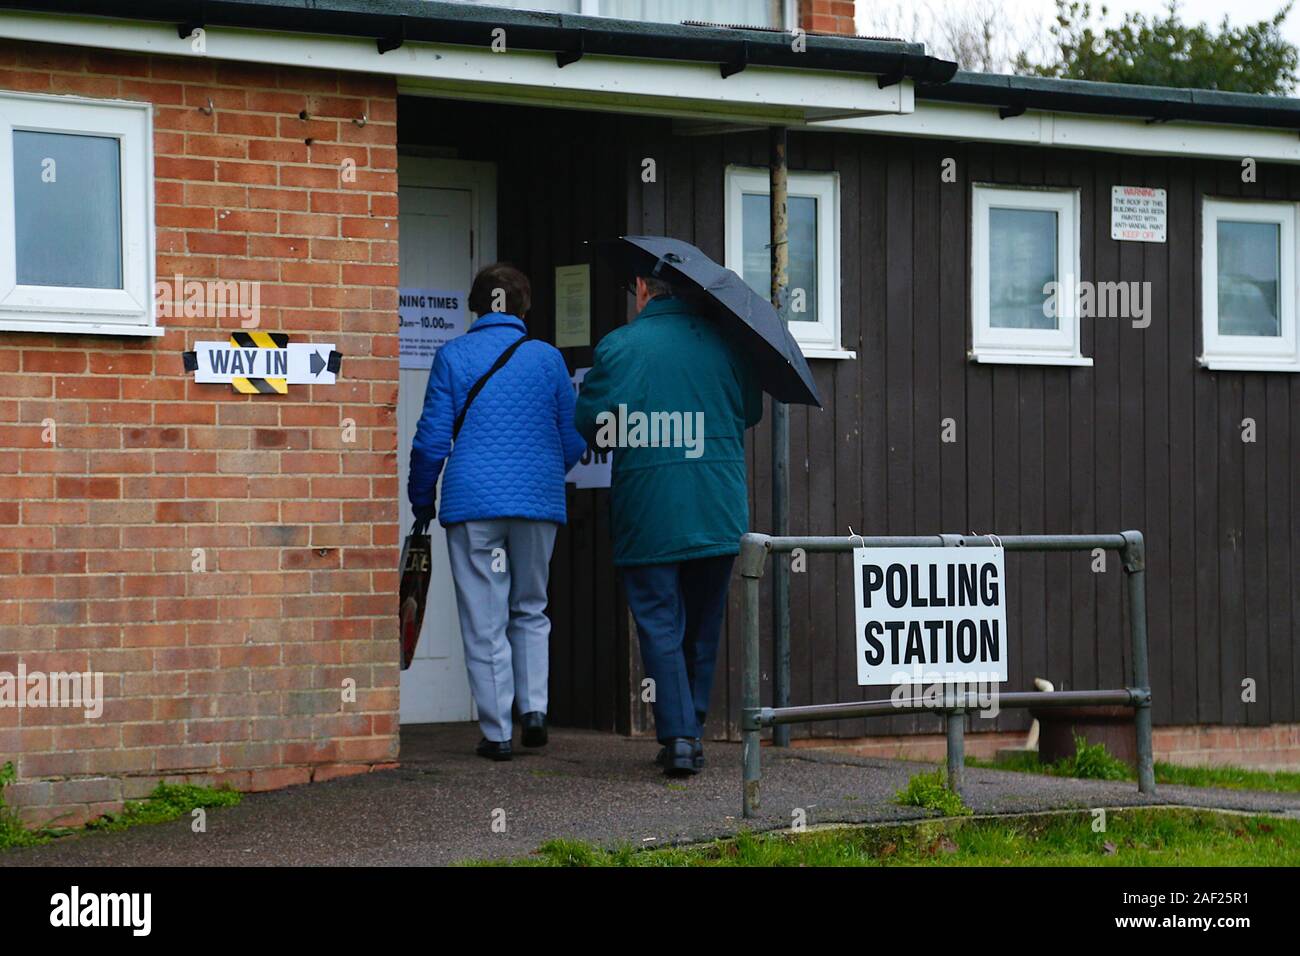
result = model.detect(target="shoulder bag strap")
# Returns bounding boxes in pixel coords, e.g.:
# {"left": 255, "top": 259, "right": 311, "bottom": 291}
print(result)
{"left": 452, "top": 334, "right": 528, "bottom": 441}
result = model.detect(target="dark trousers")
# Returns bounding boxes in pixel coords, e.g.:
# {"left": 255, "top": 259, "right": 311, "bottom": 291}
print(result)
{"left": 621, "top": 554, "right": 735, "bottom": 743}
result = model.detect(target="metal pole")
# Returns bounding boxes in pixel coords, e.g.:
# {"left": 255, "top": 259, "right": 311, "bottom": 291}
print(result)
{"left": 759, "top": 688, "right": 1143, "bottom": 724}
{"left": 940, "top": 536, "right": 963, "bottom": 796}
{"left": 769, "top": 126, "right": 791, "bottom": 748}
{"left": 1123, "top": 531, "right": 1156, "bottom": 794}
{"left": 742, "top": 570, "right": 762, "bottom": 819}
{"left": 946, "top": 709, "right": 965, "bottom": 798}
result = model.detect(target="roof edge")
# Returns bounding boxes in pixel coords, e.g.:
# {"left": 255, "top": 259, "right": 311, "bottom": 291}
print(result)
{"left": 0, "top": 0, "right": 958, "bottom": 84}
{"left": 922, "top": 70, "right": 1300, "bottom": 130}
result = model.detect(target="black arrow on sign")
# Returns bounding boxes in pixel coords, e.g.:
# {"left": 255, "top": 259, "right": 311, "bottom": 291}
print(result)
{"left": 310, "top": 350, "right": 327, "bottom": 376}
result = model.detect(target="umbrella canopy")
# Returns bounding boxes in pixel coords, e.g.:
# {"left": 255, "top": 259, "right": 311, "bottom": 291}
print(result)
{"left": 593, "top": 235, "right": 822, "bottom": 408}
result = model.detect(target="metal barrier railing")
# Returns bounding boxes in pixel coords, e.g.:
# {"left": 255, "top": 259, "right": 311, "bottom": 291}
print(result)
{"left": 739, "top": 530, "right": 1155, "bottom": 818}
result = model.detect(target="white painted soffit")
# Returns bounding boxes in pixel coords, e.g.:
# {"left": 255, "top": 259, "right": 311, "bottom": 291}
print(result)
{"left": 809, "top": 99, "right": 1300, "bottom": 165}
{"left": 0, "top": 10, "right": 914, "bottom": 125}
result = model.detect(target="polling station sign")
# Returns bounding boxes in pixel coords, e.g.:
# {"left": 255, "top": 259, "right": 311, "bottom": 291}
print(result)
{"left": 853, "top": 547, "right": 1008, "bottom": 686}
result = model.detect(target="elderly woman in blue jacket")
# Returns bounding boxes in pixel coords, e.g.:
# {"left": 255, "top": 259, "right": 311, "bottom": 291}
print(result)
{"left": 409, "top": 263, "right": 586, "bottom": 761}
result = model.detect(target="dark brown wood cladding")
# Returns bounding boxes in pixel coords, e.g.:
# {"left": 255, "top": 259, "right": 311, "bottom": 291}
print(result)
{"left": 400, "top": 97, "right": 1299, "bottom": 741}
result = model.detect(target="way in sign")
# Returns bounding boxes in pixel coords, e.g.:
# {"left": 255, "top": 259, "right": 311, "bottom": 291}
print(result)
{"left": 206, "top": 348, "right": 287, "bottom": 377}
{"left": 192, "top": 341, "right": 338, "bottom": 386}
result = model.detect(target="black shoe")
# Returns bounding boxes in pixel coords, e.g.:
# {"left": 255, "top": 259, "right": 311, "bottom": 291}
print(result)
{"left": 476, "top": 738, "right": 512, "bottom": 761}
{"left": 693, "top": 738, "right": 704, "bottom": 770}
{"left": 654, "top": 738, "right": 699, "bottom": 777}
{"left": 521, "top": 712, "right": 548, "bottom": 748}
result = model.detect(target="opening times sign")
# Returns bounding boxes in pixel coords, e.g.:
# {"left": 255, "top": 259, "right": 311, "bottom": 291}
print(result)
{"left": 399, "top": 288, "right": 467, "bottom": 369}
{"left": 852, "top": 547, "right": 1008, "bottom": 686}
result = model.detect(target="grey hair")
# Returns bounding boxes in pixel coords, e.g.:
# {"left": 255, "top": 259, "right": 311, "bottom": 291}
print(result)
{"left": 641, "top": 274, "right": 678, "bottom": 298}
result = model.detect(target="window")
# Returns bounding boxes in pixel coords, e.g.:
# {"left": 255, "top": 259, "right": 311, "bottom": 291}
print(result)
{"left": 1200, "top": 199, "right": 1300, "bottom": 372}
{"left": 725, "top": 166, "right": 848, "bottom": 359}
{"left": 970, "top": 184, "right": 1088, "bottom": 366}
{"left": 447, "top": 1, "right": 789, "bottom": 28}
{"left": 0, "top": 91, "right": 155, "bottom": 336}
{"left": 593, "top": 0, "right": 786, "bottom": 27}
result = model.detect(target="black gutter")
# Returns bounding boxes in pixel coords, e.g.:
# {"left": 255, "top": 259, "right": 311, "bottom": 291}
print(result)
{"left": 0, "top": 0, "right": 959, "bottom": 84}
{"left": 10, "top": 1, "right": 1299, "bottom": 128}
{"left": 920, "top": 71, "right": 1300, "bottom": 131}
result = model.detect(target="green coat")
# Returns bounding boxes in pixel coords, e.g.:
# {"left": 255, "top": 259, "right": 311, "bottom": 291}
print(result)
{"left": 575, "top": 296, "right": 763, "bottom": 567}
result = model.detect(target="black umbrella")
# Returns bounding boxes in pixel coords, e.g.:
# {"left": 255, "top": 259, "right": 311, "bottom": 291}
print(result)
{"left": 593, "top": 235, "right": 822, "bottom": 408}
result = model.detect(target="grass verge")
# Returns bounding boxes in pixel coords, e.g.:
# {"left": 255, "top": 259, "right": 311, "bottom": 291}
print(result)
{"left": 0, "top": 763, "right": 242, "bottom": 851}
{"left": 487, "top": 807, "right": 1300, "bottom": 867}
{"left": 967, "top": 739, "right": 1300, "bottom": 793}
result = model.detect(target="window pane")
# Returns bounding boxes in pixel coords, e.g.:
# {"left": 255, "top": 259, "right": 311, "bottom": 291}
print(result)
{"left": 14, "top": 130, "right": 122, "bottom": 289}
{"left": 441, "top": 1, "right": 582, "bottom": 11}
{"left": 741, "top": 192, "right": 818, "bottom": 323}
{"left": 988, "top": 207, "right": 1057, "bottom": 330}
{"left": 440, "top": 0, "right": 784, "bottom": 24}
{"left": 599, "top": 0, "right": 781, "bottom": 27}
{"left": 1216, "top": 220, "right": 1281, "bottom": 337}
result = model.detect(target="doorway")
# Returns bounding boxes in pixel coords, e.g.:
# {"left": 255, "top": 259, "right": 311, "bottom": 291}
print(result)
{"left": 397, "top": 154, "right": 497, "bottom": 724}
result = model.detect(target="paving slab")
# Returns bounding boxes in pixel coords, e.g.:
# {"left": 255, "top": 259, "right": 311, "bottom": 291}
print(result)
{"left": 4, "top": 724, "right": 1299, "bottom": 866}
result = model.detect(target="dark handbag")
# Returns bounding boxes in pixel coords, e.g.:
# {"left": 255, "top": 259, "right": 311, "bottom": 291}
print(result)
{"left": 398, "top": 521, "right": 432, "bottom": 670}
{"left": 453, "top": 332, "right": 529, "bottom": 440}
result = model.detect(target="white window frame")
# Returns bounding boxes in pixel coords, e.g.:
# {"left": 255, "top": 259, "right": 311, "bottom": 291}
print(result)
{"left": 1200, "top": 198, "right": 1300, "bottom": 373}
{"left": 0, "top": 90, "right": 157, "bottom": 337}
{"left": 970, "top": 184, "right": 1090, "bottom": 367}
{"left": 724, "top": 165, "right": 850, "bottom": 360}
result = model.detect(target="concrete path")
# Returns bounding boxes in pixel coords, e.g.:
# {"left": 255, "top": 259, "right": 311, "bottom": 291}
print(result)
{"left": 5, "top": 724, "right": 1300, "bottom": 866}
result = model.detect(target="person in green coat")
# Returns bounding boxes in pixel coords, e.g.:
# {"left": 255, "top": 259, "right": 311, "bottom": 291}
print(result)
{"left": 575, "top": 273, "right": 763, "bottom": 776}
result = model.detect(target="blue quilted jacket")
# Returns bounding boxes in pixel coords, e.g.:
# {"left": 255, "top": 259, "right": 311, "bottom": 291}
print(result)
{"left": 408, "top": 313, "right": 586, "bottom": 526}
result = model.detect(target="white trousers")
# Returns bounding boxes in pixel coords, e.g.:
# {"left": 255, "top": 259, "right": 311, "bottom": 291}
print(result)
{"left": 445, "top": 519, "right": 558, "bottom": 743}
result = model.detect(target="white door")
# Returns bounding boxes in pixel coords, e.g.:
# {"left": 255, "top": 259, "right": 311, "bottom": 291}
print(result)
{"left": 398, "top": 156, "right": 497, "bottom": 724}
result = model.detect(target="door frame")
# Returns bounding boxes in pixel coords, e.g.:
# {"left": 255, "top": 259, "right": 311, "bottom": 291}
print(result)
{"left": 395, "top": 153, "right": 498, "bottom": 725}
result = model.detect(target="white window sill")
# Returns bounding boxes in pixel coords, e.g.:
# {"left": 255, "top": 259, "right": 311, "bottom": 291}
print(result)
{"left": 1198, "top": 355, "right": 1300, "bottom": 373}
{"left": 969, "top": 350, "right": 1093, "bottom": 367}
{"left": 798, "top": 346, "right": 856, "bottom": 361}
{"left": 0, "top": 317, "right": 162, "bottom": 337}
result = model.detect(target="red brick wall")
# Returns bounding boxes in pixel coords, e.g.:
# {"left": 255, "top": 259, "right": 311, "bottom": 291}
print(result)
{"left": 800, "top": 0, "right": 857, "bottom": 35}
{"left": 0, "top": 41, "right": 401, "bottom": 826}
{"left": 796, "top": 724, "right": 1300, "bottom": 771}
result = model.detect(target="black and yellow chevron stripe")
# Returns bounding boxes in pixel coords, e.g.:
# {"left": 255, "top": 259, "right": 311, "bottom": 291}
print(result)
{"left": 229, "top": 331, "right": 289, "bottom": 394}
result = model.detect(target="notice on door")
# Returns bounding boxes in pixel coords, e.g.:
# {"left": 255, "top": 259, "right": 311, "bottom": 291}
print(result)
{"left": 852, "top": 547, "right": 1008, "bottom": 686}
{"left": 1111, "top": 186, "right": 1166, "bottom": 243}
{"left": 399, "top": 288, "right": 468, "bottom": 369}
{"left": 566, "top": 367, "right": 611, "bottom": 488}
{"left": 554, "top": 264, "right": 591, "bottom": 349}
